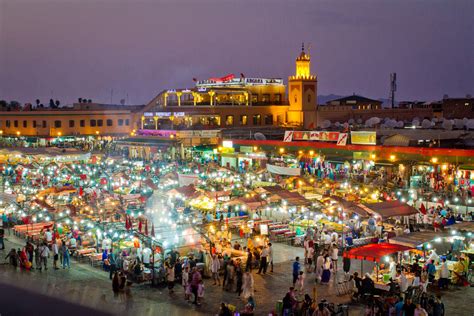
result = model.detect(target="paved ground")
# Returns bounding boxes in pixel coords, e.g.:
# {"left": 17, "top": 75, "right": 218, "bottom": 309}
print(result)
{"left": 0, "top": 234, "right": 473, "bottom": 316}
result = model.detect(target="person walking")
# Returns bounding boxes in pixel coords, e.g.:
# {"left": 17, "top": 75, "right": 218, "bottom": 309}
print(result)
{"left": 112, "top": 272, "right": 120, "bottom": 297}
{"left": 296, "top": 271, "right": 305, "bottom": 292}
{"left": 268, "top": 243, "right": 274, "bottom": 273}
{"left": 52, "top": 240, "right": 59, "bottom": 270}
{"left": 34, "top": 243, "right": 41, "bottom": 270}
{"left": 235, "top": 261, "right": 243, "bottom": 296}
{"left": 182, "top": 266, "right": 191, "bottom": 301}
{"left": 321, "top": 255, "right": 331, "bottom": 284}
{"left": 331, "top": 243, "right": 338, "bottom": 273}
{"left": 292, "top": 257, "right": 301, "bottom": 287}
{"left": 225, "top": 259, "right": 235, "bottom": 291}
{"left": 245, "top": 248, "right": 253, "bottom": 272}
{"left": 108, "top": 251, "right": 117, "bottom": 280}
{"left": 190, "top": 267, "right": 202, "bottom": 305}
{"left": 0, "top": 228, "right": 5, "bottom": 250}
{"left": 257, "top": 245, "right": 269, "bottom": 274}
{"left": 62, "top": 242, "right": 70, "bottom": 269}
{"left": 242, "top": 271, "right": 254, "bottom": 299}
{"left": 5, "top": 248, "right": 18, "bottom": 267}
{"left": 25, "top": 241, "right": 34, "bottom": 263}
{"left": 211, "top": 254, "right": 221, "bottom": 285}
{"left": 165, "top": 261, "right": 175, "bottom": 294}
{"left": 39, "top": 242, "right": 50, "bottom": 271}
{"left": 315, "top": 253, "right": 325, "bottom": 283}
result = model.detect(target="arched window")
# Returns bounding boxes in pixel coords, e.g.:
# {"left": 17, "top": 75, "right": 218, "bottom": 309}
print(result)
{"left": 307, "top": 94, "right": 311, "bottom": 103}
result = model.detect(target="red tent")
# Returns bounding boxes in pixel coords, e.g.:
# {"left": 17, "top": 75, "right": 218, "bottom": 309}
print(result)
{"left": 343, "top": 243, "right": 412, "bottom": 262}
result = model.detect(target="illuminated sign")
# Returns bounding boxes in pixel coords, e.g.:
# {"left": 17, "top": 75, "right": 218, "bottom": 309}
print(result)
{"left": 351, "top": 131, "right": 377, "bottom": 145}
{"left": 196, "top": 77, "right": 283, "bottom": 88}
{"left": 222, "top": 140, "right": 233, "bottom": 148}
{"left": 154, "top": 112, "right": 185, "bottom": 117}
{"left": 143, "top": 112, "right": 154, "bottom": 117}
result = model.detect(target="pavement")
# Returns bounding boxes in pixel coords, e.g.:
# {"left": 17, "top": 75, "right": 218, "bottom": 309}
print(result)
{"left": 0, "top": 233, "right": 473, "bottom": 316}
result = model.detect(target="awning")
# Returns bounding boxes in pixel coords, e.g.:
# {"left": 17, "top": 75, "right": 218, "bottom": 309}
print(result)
{"left": 330, "top": 196, "right": 370, "bottom": 217}
{"left": 362, "top": 201, "right": 418, "bottom": 219}
{"left": 343, "top": 243, "right": 413, "bottom": 262}
{"left": 389, "top": 231, "right": 449, "bottom": 248}
{"left": 450, "top": 222, "right": 474, "bottom": 233}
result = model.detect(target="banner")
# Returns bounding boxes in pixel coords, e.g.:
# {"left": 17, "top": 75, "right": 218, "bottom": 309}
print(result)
{"left": 351, "top": 131, "right": 377, "bottom": 145}
{"left": 283, "top": 131, "right": 294, "bottom": 142}
{"left": 266, "top": 164, "right": 301, "bottom": 176}
{"left": 336, "top": 133, "right": 348, "bottom": 146}
{"left": 291, "top": 131, "right": 340, "bottom": 142}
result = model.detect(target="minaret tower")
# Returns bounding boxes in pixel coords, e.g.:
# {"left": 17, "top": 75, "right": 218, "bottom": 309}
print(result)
{"left": 287, "top": 43, "right": 318, "bottom": 128}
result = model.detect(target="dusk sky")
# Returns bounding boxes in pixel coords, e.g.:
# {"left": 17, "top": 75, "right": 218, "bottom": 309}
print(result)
{"left": 0, "top": 0, "right": 473, "bottom": 106}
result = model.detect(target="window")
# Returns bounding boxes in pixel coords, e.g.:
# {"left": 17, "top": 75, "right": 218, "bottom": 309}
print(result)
{"left": 90, "top": 119, "right": 96, "bottom": 127}
{"left": 97, "top": 119, "right": 103, "bottom": 127}
{"left": 33, "top": 121, "right": 37, "bottom": 128}
{"left": 307, "top": 94, "right": 311, "bottom": 103}
{"left": 225, "top": 115, "right": 234, "bottom": 126}
{"left": 264, "top": 115, "right": 273, "bottom": 125}
{"left": 42, "top": 121, "right": 47, "bottom": 128}
{"left": 23, "top": 121, "right": 27, "bottom": 128}
{"left": 262, "top": 94, "right": 270, "bottom": 103}
{"left": 118, "top": 119, "right": 124, "bottom": 126}
{"left": 80, "top": 120, "right": 85, "bottom": 127}
{"left": 6, "top": 120, "right": 10, "bottom": 128}
{"left": 251, "top": 95, "right": 258, "bottom": 104}
{"left": 240, "top": 115, "right": 248, "bottom": 125}
{"left": 69, "top": 120, "right": 75, "bottom": 128}
{"left": 253, "top": 114, "right": 261, "bottom": 125}
{"left": 274, "top": 94, "right": 282, "bottom": 103}
{"left": 54, "top": 120, "right": 62, "bottom": 128}
{"left": 14, "top": 120, "right": 18, "bottom": 128}
{"left": 106, "top": 119, "right": 113, "bottom": 126}
{"left": 125, "top": 119, "right": 130, "bottom": 126}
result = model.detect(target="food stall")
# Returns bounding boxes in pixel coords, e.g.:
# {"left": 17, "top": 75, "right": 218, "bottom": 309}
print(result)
{"left": 343, "top": 243, "right": 413, "bottom": 291}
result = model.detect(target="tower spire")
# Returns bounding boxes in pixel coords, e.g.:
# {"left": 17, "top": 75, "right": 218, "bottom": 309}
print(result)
{"left": 302, "top": 42, "right": 305, "bottom": 52}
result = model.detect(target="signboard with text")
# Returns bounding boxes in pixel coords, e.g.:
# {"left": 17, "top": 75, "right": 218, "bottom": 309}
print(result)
{"left": 350, "top": 131, "right": 377, "bottom": 145}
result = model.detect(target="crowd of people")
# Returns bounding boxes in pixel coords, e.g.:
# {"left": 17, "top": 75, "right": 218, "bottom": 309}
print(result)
{"left": 2, "top": 228, "right": 77, "bottom": 271}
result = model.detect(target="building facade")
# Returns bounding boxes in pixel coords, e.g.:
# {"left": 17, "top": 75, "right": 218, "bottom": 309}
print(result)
{"left": 0, "top": 103, "right": 142, "bottom": 137}
{"left": 138, "top": 45, "right": 319, "bottom": 130}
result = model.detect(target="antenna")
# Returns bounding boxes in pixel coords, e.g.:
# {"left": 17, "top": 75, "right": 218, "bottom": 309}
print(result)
{"left": 389, "top": 73, "right": 397, "bottom": 108}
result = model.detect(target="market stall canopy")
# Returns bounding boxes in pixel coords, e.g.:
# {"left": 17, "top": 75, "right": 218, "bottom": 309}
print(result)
{"left": 362, "top": 201, "right": 418, "bottom": 219}
{"left": 167, "top": 184, "right": 197, "bottom": 198}
{"left": 389, "top": 230, "right": 450, "bottom": 248}
{"left": 224, "top": 196, "right": 266, "bottom": 211}
{"left": 330, "top": 196, "right": 370, "bottom": 217}
{"left": 450, "top": 221, "right": 474, "bottom": 233}
{"left": 266, "top": 164, "right": 301, "bottom": 176}
{"left": 343, "top": 243, "right": 413, "bottom": 262}
{"left": 0, "top": 192, "right": 18, "bottom": 205}
{"left": 144, "top": 179, "right": 158, "bottom": 190}
{"left": 261, "top": 185, "right": 311, "bottom": 207}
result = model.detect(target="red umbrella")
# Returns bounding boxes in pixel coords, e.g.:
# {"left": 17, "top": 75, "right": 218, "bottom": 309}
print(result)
{"left": 151, "top": 223, "right": 155, "bottom": 237}
{"left": 144, "top": 219, "right": 149, "bottom": 236}
{"left": 138, "top": 219, "right": 142, "bottom": 233}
